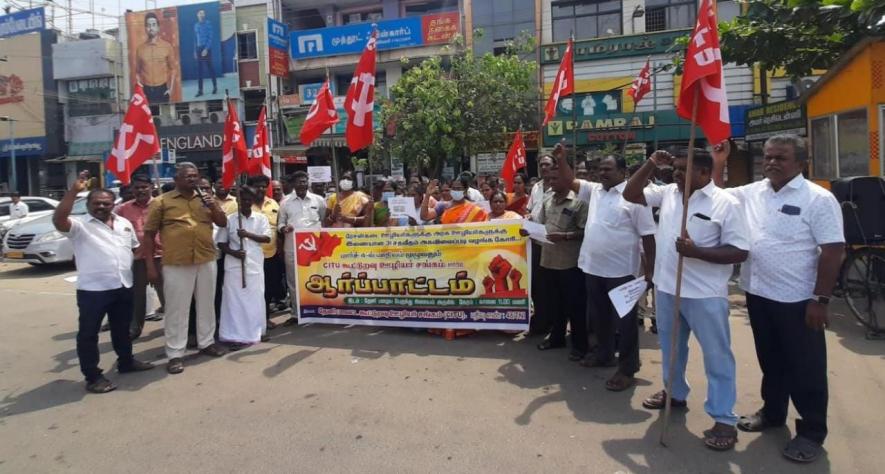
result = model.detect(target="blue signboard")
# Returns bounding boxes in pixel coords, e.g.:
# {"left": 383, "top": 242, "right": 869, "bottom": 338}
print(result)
{"left": 291, "top": 17, "right": 422, "bottom": 59}
{"left": 299, "top": 82, "right": 337, "bottom": 103}
{"left": 0, "top": 7, "right": 45, "bottom": 39}
{"left": 0, "top": 136, "right": 47, "bottom": 157}
{"left": 267, "top": 18, "right": 288, "bottom": 50}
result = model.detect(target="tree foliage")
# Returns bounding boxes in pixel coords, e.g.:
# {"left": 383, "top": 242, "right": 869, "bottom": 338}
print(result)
{"left": 377, "top": 34, "right": 538, "bottom": 176}
{"left": 719, "top": 0, "right": 885, "bottom": 79}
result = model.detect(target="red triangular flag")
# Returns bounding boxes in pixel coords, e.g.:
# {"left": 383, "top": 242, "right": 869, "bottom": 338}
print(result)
{"left": 248, "top": 106, "right": 273, "bottom": 197}
{"left": 300, "top": 80, "right": 339, "bottom": 146}
{"left": 296, "top": 232, "right": 343, "bottom": 267}
{"left": 543, "top": 38, "right": 574, "bottom": 127}
{"left": 628, "top": 59, "right": 652, "bottom": 104}
{"left": 106, "top": 84, "right": 160, "bottom": 185}
{"left": 222, "top": 98, "right": 248, "bottom": 189}
{"left": 344, "top": 30, "right": 377, "bottom": 152}
{"left": 677, "top": 0, "right": 730, "bottom": 145}
{"left": 501, "top": 130, "right": 527, "bottom": 193}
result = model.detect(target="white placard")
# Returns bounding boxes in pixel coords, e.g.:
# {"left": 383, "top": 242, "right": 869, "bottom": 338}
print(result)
{"left": 608, "top": 279, "right": 648, "bottom": 318}
{"left": 475, "top": 200, "right": 491, "bottom": 213}
{"left": 307, "top": 166, "right": 332, "bottom": 183}
{"left": 388, "top": 196, "right": 418, "bottom": 220}
{"left": 521, "top": 219, "right": 552, "bottom": 244}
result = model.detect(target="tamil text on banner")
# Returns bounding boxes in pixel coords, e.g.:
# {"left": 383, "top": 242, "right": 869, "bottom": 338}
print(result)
{"left": 293, "top": 221, "right": 530, "bottom": 330}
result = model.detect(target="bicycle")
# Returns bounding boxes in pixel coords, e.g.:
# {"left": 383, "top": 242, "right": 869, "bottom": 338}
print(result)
{"left": 839, "top": 243, "right": 885, "bottom": 338}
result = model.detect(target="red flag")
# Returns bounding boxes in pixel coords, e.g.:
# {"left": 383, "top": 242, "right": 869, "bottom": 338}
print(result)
{"left": 677, "top": 0, "right": 731, "bottom": 144}
{"left": 296, "top": 232, "right": 343, "bottom": 267}
{"left": 344, "top": 30, "right": 377, "bottom": 152}
{"left": 500, "top": 130, "right": 527, "bottom": 193}
{"left": 628, "top": 59, "right": 652, "bottom": 104}
{"left": 248, "top": 106, "right": 273, "bottom": 197}
{"left": 106, "top": 84, "right": 160, "bottom": 185}
{"left": 222, "top": 98, "right": 248, "bottom": 189}
{"left": 299, "top": 80, "right": 339, "bottom": 146}
{"left": 543, "top": 38, "right": 574, "bottom": 127}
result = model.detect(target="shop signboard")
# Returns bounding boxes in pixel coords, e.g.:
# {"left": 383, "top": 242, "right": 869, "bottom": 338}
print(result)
{"left": 745, "top": 100, "right": 806, "bottom": 141}
{"left": 0, "top": 7, "right": 44, "bottom": 38}
{"left": 541, "top": 29, "right": 689, "bottom": 64}
{"left": 267, "top": 18, "right": 289, "bottom": 77}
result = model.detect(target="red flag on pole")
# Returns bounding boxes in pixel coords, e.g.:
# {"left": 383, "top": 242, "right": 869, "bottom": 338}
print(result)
{"left": 222, "top": 98, "right": 248, "bottom": 189}
{"left": 106, "top": 83, "right": 160, "bottom": 185}
{"left": 677, "top": 0, "right": 730, "bottom": 144}
{"left": 299, "top": 80, "right": 339, "bottom": 146}
{"left": 543, "top": 38, "right": 574, "bottom": 127}
{"left": 248, "top": 106, "right": 273, "bottom": 197}
{"left": 500, "top": 130, "right": 527, "bottom": 193}
{"left": 627, "top": 59, "right": 652, "bottom": 104}
{"left": 344, "top": 30, "right": 378, "bottom": 152}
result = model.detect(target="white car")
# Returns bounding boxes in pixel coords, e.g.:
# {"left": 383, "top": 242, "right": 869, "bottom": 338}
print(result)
{"left": 0, "top": 196, "right": 59, "bottom": 242}
{"left": 2, "top": 198, "right": 83, "bottom": 265}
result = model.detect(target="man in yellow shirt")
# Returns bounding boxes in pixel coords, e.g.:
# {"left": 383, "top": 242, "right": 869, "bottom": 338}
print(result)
{"left": 135, "top": 12, "right": 177, "bottom": 104}
{"left": 214, "top": 179, "right": 238, "bottom": 215}
{"left": 247, "top": 176, "right": 284, "bottom": 330}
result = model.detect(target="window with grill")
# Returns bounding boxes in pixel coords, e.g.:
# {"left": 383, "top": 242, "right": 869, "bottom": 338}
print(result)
{"left": 645, "top": 0, "right": 696, "bottom": 32}
{"left": 552, "top": 0, "right": 622, "bottom": 43}
{"left": 237, "top": 31, "right": 258, "bottom": 60}
{"left": 403, "top": 0, "right": 458, "bottom": 16}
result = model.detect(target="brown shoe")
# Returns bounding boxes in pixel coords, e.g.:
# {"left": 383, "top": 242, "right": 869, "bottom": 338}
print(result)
{"left": 85, "top": 376, "right": 117, "bottom": 394}
{"left": 199, "top": 343, "right": 228, "bottom": 357}
{"left": 118, "top": 359, "right": 154, "bottom": 374}
{"left": 642, "top": 389, "right": 687, "bottom": 410}
{"left": 166, "top": 358, "right": 184, "bottom": 374}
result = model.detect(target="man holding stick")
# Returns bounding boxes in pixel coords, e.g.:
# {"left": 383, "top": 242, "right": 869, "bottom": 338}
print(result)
{"left": 623, "top": 148, "right": 749, "bottom": 451}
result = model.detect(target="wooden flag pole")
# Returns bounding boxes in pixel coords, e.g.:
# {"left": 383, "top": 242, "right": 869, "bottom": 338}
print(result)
{"left": 227, "top": 89, "right": 247, "bottom": 289}
{"left": 659, "top": 86, "right": 700, "bottom": 447}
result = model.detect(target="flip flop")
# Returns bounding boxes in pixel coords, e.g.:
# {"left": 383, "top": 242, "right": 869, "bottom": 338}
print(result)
{"left": 605, "top": 373, "right": 635, "bottom": 392}
{"left": 783, "top": 436, "right": 823, "bottom": 463}
{"left": 703, "top": 423, "right": 738, "bottom": 451}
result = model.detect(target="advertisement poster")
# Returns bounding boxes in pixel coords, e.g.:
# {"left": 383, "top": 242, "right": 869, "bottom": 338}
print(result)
{"left": 125, "top": 1, "right": 238, "bottom": 104}
{"left": 267, "top": 18, "right": 289, "bottom": 78}
{"left": 0, "top": 32, "right": 46, "bottom": 157}
{"left": 293, "top": 221, "right": 531, "bottom": 330}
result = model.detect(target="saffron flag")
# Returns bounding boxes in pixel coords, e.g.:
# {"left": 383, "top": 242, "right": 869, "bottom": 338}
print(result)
{"left": 222, "top": 98, "right": 248, "bottom": 189}
{"left": 677, "top": 0, "right": 731, "bottom": 144}
{"left": 628, "top": 59, "right": 652, "bottom": 104}
{"left": 299, "top": 80, "right": 339, "bottom": 146}
{"left": 344, "top": 30, "right": 378, "bottom": 152}
{"left": 106, "top": 84, "right": 160, "bottom": 185}
{"left": 543, "top": 38, "right": 574, "bottom": 127}
{"left": 501, "top": 130, "right": 527, "bottom": 193}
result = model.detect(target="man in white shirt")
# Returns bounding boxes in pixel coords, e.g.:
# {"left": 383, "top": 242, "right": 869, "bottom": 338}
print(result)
{"left": 279, "top": 171, "right": 326, "bottom": 325}
{"left": 9, "top": 192, "right": 28, "bottom": 218}
{"left": 53, "top": 171, "right": 154, "bottom": 394}
{"left": 526, "top": 155, "right": 555, "bottom": 335}
{"left": 718, "top": 135, "right": 844, "bottom": 463}
{"left": 624, "top": 148, "right": 749, "bottom": 452}
{"left": 554, "top": 146, "right": 656, "bottom": 391}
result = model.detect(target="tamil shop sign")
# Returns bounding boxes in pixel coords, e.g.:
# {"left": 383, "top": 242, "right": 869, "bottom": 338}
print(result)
{"left": 267, "top": 18, "right": 289, "bottom": 77}
{"left": 744, "top": 100, "right": 806, "bottom": 141}
{"left": 290, "top": 12, "right": 460, "bottom": 59}
{"left": 0, "top": 7, "right": 44, "bottom": 39}
{"left": 542, "top": 29, "right": 689, "bottom": 64}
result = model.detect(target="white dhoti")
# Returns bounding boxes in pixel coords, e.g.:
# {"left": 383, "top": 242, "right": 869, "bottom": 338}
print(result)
{"left": 219, "top": 269, "right": 266, "bottom": 344}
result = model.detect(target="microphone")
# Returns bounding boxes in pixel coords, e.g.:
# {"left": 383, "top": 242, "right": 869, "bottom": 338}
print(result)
{"left": 194, "top": 185, "right": 209, "bottom": 208}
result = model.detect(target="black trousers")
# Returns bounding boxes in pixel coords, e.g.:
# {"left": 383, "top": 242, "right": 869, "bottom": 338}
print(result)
{"left": 264, "top": 255, "right": 285, "bottom": 319}
{"left": 130, "top": 258, "right": 165, "bottom": 338}
{"left": 196, "top": 51, "right": 217, "bottom": 93}
{"left": 546, "top": 266, "right": 588, "bottom": 354}
{"left": 76, "top": 287, "right": 135, "bottom": 383}
{"left": 586, "top": 273, "right": 640, "bottom": 376}
{"left": 746, "top": 293, "right": 828, "bottom": 444}
{"left": 530, "top": 242, "right": 553, "bottom": 334}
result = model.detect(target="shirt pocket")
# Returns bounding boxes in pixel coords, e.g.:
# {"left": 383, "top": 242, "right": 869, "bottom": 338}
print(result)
{"left": 686, "top": 215, "right": 721, "bottom": 247}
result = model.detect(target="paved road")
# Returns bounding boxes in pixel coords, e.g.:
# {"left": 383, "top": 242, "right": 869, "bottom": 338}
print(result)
{"left": 0, "top": 261, "right": 883, "bottom": 473}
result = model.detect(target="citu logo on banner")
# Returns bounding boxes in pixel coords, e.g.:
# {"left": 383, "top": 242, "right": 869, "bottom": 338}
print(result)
{"left": 106, "top": 83, "right": 160, "bottom": 185}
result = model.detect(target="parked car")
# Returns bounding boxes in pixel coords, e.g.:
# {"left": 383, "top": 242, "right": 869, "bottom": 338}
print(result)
{"left": 0, "top": 196, "right": 59, "bottom": 242}
{"left": 2, "top": 198, "right": 85, "bottom": 265}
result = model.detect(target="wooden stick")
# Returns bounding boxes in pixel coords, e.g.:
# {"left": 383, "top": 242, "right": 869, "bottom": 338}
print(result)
{"left": 659, "top": 86, "right": 700, "bottom": 447}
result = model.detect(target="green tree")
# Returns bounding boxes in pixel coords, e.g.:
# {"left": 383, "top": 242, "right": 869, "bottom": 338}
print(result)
{"left": 378, "top": 33, "right": 538, "bottom": 176}
{"left": 719, "top": 0, "right": 885, "bottom": 81}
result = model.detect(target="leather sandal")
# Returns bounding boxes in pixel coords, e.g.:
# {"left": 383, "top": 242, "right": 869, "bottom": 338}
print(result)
{"left": 85, "top": 377, "right": 117, "bottom": 394}
{"left": 167, "top": 358, "right": 184, "bottom": 374}
{"left": 642, "top": 389, "right": 686, "bottom": 409}
{"left": 737, "top": 409, "right": 784, "bottom": 432}
{"left": 703, "top": 423, "right": 738, "bottom": 451}
{"left": 605, "top": 373, "right": 636, "bottom": 392}
{"left": 782, "top": 436, "right": 823, "bottom": 463}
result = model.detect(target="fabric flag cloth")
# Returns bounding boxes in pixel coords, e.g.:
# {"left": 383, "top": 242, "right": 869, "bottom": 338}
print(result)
{"left": 222, "top": 98, "right": 249, "bottom": 189}
{"left": 501, "top": 130, "right": 527, "bottom": 193}
{"left": 543, "top": 38, "right": 574, "bottom": 127}
{"left": 299, "top": 80, "right": 339, "bottom": 146}
{"left": 247, "top": 106, "right": 273, "bottom": 197}
{"left": 106, "top": 83, "right": 160, "bottom": 185}
{"left": 296, "top": 232, "right": 343, "bottom": 267}
{"left": 344, "top": 30, "right": 378, "bottom": 152}
{"left": 677, "top": 0, "right": 731, "bottom": 144}
{"left": 628, "top": 59, "right": 652, "bottom": 104}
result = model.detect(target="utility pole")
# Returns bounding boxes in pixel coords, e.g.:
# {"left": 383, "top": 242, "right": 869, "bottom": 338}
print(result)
{"left": 1, "top": 117, "right": 17, "bottom": 192}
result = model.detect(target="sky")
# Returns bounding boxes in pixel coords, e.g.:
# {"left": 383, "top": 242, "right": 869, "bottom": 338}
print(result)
{"left": 1, "top": 0, "right": 214, "bottom": 35}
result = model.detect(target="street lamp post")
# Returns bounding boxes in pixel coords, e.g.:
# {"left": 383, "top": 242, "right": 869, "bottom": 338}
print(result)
{"left": 0, "top": 117, "right": 15, "bottom": 192}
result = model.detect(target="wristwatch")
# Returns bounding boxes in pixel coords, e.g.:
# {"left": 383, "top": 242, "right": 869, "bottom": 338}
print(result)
{"left": 813, "top": 295, "right": 831, "bottom": 305}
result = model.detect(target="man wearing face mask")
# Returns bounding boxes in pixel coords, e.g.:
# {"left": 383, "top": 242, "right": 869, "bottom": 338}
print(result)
{"left": 372, "top": 179, "right": 401, "bottom": 226}
{"left": 325, "top": 171, "right": 371, "bottom": 227}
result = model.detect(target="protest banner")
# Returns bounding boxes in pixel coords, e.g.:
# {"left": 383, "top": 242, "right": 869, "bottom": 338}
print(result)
{"left": 293, "top": 221, "right": 530, "bottom": 330}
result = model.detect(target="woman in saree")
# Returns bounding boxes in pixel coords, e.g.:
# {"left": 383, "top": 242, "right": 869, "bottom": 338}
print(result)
{"left": 489, "top": 191, "right": 523, "bottom": 220}
{"left": 506, "top": 172, "right": 530, "bottom": 216}
{"left": 325, "top": 171, "right": 372, "bottom": 227}
{"left": 421, "top": 175, "right": 489, "bottom": 224}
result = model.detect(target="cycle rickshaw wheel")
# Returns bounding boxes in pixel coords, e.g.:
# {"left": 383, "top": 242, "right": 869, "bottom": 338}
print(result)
{"left": 840, "top": 248, "right": 885, "bottom": 333}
